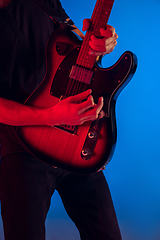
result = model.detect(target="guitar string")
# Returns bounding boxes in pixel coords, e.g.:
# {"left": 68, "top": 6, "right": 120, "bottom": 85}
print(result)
{"left": 72, "top": 33, "right": 94, "bottom": 96}
{"left": 64, "top": 0, "right": 113, "bottom": 98}
{"left": 65, "top": 34, "right": 90, "bottom": 96}
{"left": 65, "top": 36, "right": 90, "bottom": 97}
{"left": 65, "top": 77, "right": 75, "bottom": 96}
{"left": 56, "top": 0, "right": 114, "bottom": 136}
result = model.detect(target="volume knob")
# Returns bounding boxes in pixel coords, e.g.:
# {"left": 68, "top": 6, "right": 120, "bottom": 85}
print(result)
{"left": 81, "top": 149, "right": 91, "bottom": 157}
{"left": 88, "top": 131, "right": 98, "bottom": 139}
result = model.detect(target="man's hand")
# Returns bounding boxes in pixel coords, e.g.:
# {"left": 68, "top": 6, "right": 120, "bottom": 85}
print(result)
{"left": 82, "top": 19, "right": 118, "bottom": 56}
{"left": 46, "top": 90, "right": 104, "bottom": 126}
{"left": 45, "top": 20, "right": 119, "bottom": 127}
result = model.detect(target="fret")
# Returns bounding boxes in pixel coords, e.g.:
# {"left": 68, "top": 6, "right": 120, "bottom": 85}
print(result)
{"left": 76, "top": 36, "right": 96, "bottom": 68}
{"left": 77, "top": 55, "right": 96, "bottom": 69}
{"left": 94, "top": 2, "right": 113, "bottom": 10}
{"left": 94, "top": 11, "right": 111, "bottom": 18}
{"left": 92, "top": 1, "right": 113, "bottom": 14}
{"left": 92, "top": 20, "right": 110, "bottom": 31}
{"left": 101, "top": 0, "right": 113, "bottom": 3}
{"left": 78, "top": 56, "right": 95, "bottom": 66}
{"left": 76, "top": 0, "right": 114, "bottom": 69}
{"left": 92, "top": 6, "right": 113, "bottom": 21}
{"left": 93, "top": 9, "right": 111, "bottom": 19}
{"left": 94, "top": 11, "right": 111, "bottom": 19}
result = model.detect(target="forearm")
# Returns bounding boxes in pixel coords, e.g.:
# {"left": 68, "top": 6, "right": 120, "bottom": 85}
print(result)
{"left": 0, "top": 90, "right": 104, "bottom": 127}
{"left": 0, "top": 97, "right": 46, "bottom": 126}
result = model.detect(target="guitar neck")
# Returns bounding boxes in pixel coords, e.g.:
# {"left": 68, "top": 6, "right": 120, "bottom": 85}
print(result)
{"left": 76, "top": 0, "right": 115, "bottom": 69}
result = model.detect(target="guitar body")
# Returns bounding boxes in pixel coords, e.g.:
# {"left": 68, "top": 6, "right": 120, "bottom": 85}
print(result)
{"left": 14, "top": 28, "right": 137, "bottom": 173}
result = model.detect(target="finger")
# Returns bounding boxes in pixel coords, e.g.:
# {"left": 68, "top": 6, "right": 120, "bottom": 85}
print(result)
{"left": 79, "top": 97, "right": 104, "bottom": 123}
{"left": 78, "top": 95, "right": 94, "bottom": 114}
{"left": 95, "top": 96, "right": 104, "bottom": 114}
{"left": 100, "top": 25, "right": 118, "bottom": 38}
{"left": 89, "top": 38, "right": 117, "bottom": 55}
{"left": 98, "top": 110, "right": 105, "bottom": 119}
{"left": 100, "top": 29, "right": 118, "bottom": 40}
{"left": 90, "top": 35, "right": 117, "bottom": 47}
{"left": 100, "top": 28, "right": 113, "bottom": 38}
{"left": 67, "top": 89, "right": 92, "bottom": 103}
{"left": 82, "top": 18, "right": 91, "bottom": 31}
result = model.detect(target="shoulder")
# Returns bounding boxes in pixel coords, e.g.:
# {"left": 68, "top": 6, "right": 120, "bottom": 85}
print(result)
{"left": 45, "top": 0, "right": 69, "bottom": 19}
{"left": 0, "top": 0, "right": 12, "bottom": 9}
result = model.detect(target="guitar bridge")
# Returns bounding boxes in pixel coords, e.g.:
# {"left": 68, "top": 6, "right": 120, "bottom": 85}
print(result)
{"left": 69, "top": 65, "right": 94, "bottom": 84}
{"left": 56, "top": 124, "right": 77, "bottom": 134}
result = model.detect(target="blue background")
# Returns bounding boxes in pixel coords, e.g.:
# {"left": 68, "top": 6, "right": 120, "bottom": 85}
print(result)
{"left": 1, "top": 0, "right": 160, "bottom": 239}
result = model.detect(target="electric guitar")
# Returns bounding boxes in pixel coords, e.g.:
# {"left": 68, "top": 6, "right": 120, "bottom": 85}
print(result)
{"left": 13, "top": 0, "right": 137, "bottom": 173}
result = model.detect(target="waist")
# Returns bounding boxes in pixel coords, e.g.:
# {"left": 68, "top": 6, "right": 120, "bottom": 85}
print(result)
{"left": 0, "top": 124, "right": 25, "bottom": 157}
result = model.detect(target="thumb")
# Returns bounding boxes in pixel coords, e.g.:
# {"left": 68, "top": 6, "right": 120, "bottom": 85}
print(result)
{"left": 67, "top": 89, "right": 92, "bottom": 103}
{"left": 82, "top": 18, "right": 91, "bottom": 32}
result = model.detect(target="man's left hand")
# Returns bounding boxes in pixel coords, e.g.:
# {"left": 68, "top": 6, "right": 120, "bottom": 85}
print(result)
{"left": 82, "top": 19, "right": 118, "bottom": 56}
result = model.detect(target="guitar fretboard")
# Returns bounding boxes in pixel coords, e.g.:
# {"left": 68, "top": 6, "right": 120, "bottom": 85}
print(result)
{"left": 76, "top": 0, "right": 114, "bottom": 69}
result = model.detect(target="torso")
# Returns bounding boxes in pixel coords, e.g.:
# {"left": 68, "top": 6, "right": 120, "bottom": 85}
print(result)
{"left": 0, "top": 0, "right": 12, "bottom": 8}
{"left": 0, "top": 0, "right": 68, "bottom": 102}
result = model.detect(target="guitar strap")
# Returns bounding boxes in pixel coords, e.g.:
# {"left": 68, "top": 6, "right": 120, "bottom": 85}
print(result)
{"left": 33, "top": 0, "right": 74, "bottom": 26}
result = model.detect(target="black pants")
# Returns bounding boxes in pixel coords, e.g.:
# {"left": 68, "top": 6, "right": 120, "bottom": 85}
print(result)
{"left": 0, "top": 152, "right": 122, "bottom": 240}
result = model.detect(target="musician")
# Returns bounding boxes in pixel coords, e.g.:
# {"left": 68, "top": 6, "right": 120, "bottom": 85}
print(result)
{"left": 0, "top": 0, "right": 121, "bottom": 239}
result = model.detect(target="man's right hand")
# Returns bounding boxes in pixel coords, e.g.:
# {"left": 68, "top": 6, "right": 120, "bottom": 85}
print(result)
{"left": 45, "top": 89, "right": 104, "bottom": 126}
{"left": 0, "top": 90, "right": 104, "bottom": 127}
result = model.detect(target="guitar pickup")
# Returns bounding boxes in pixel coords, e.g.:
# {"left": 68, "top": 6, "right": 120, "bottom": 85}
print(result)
{"left": 69, "top": 65, "right": 94, "bottom": 84}
{"left": 56, "top": 124, "right": 77, "bottom": 134}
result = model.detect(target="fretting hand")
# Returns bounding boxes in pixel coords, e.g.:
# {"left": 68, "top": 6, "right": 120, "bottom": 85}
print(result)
{"left": 82, "top": 19, "right": 118, "bottom": 56}
{"left": 46, "top": 21, "right": 118, "bottom": 127}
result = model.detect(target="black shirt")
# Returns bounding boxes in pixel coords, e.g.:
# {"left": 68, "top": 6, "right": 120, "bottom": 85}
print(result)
{"left": 0, "top": 0, "right": 69, "bottom": 156}
{"left": 0, "top": 0, "right": 69, "bottom": 103}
